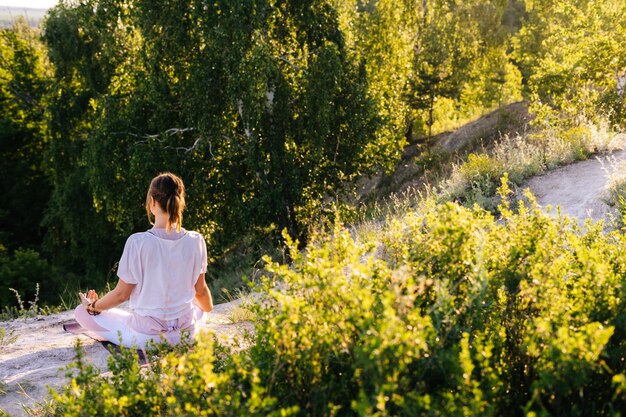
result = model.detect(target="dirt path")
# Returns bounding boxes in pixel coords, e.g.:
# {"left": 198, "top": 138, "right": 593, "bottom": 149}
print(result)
{"left": 524, "top": 134, "right": 626, "bottom": 225}
{"left": 0, "top": 301, "right": 252, "bottom": 416}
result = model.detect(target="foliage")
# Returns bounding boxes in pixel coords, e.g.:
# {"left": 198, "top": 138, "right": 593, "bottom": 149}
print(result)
{"left": 40, "top": 0, "right": 417, "bottom": 280}
{"left": 409, "top": 0, "right": 523, "bottom": 138}
{"left": 50, "top": 182, "right": 626, "bottom": 416}
{"left": 514, "top": 0, "right": 626, "bottom": 128}
{"left": 41, "top": 0, "right": 131, "bottom": 277}
{"left": 0, "top": 19, "right": 52, "bottom": 252}
{"left": 0, "top": 18, "right": 92, "bottom": 309}
{"left": 1, "top": 0, "right": 621, "bottom": 311}
{"left": 50, "top": 334, "right": 289, "bottom": 417}
{"left": 0, "top": 0, "right": 626, "bottom": 358}
{"left": 33, "top": 0, "right": 523, "bottom": 287}
{"left": 343, "top": 0, "right": 418, "bottom": 166}
{"left": 0, "top": 244, "right": 68, "bottom": 310}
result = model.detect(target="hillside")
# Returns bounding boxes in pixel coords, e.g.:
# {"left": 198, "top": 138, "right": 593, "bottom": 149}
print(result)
{"left": 2, "top": 130, "right": 626, "bottom": 415}
{"left": 356, "top": 102, "right": 532, "bottom": 202}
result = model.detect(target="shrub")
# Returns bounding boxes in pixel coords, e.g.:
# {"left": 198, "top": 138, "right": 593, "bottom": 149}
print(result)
{"left": 445, "top": 153, "right": 505, "bottom": 210}
{"left": 0, "top": 246, "right": 63, "bottom": 310}
{"left": 51, "top": 335, "right": 290, "bottom": 417}
{"left": 49, "top": 179, "right": 626, "bottom": 416}
{"left": 605, "top": 166, "right": 626, "bottom": 229}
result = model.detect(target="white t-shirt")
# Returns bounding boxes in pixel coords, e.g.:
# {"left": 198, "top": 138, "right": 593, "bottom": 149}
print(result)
{"left": 117, "top": 228, "right": 208, "bottom": 320}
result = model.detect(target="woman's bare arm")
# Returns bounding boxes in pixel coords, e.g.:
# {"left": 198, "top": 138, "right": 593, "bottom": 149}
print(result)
{"left": 194, "top": 273, "right": 213, "bottom": 312}
{"left": 81, "top": 279, "right": 135, "bottom": 312}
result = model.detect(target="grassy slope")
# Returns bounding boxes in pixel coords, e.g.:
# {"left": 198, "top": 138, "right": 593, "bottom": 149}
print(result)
{"left": 355, "top": 102, "right": 532, "bottom": 205}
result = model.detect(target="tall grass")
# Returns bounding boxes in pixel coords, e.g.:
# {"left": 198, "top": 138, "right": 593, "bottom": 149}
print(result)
{"left": 442, "top": 119, "right": 619, "bottom": 210}
{"left": 0, "top": 327, "right": 18, "bottom": 346}
{"left": 603, "top": 155, "right": 626, "bottom": 229}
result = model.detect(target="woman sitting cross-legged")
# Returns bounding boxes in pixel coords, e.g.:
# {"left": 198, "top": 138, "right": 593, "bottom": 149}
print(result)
{"left": 74, "top": 172, "right": 213, "bottom": 349}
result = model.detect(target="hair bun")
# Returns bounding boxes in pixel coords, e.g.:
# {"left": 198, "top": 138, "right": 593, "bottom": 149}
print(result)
{"left": 146, "top": 172, "right": 186, "bottom": 232}
{"left": 166, "top": 176, "right": 177, "bottom": 193}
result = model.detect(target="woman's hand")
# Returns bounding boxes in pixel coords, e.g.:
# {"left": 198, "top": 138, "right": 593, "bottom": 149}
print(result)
{"left": 79, "top": 290, "right": 99, "bottom": 308}
{"left": 80, "top": 280, "right": 134, "bottom": 314}
{"left": 87, "top": 289, "right": 99, "bottom": 302}
{"left": 79, "top": 289, "right": 102, "bottom": 316}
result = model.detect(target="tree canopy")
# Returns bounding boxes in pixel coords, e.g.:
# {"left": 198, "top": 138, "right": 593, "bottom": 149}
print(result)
{"left": 1, "top": 0, "right": 625, "bottom": 306}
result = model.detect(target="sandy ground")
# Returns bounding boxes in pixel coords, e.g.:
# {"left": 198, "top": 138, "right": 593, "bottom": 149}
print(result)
{"left": 523, "top": 134, "right": 626, "bottom": 225}
{"left": 0, "top": 300, "right": 252, "bottom": 416}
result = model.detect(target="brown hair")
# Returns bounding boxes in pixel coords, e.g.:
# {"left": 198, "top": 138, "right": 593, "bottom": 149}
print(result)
{"left": 145, "top": 172, "right": 186, "bottom": 232}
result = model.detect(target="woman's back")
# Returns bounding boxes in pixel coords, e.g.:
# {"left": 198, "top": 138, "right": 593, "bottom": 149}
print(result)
{"left": 118, "top": 228, "right": 208, "bottom": 320}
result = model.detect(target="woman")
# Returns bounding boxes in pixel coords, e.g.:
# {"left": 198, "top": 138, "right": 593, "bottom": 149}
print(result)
{"left": 75, "top": 172, "right": 213, "bottom": 349}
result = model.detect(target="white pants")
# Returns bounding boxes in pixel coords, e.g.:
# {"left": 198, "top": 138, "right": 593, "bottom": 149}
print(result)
{"left": 74, "top": 304, "right": 203, "bottom": 350}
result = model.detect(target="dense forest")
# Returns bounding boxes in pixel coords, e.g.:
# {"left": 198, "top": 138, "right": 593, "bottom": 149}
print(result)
{"left": 1, "top": 0, "right": 625, "bottom": 307}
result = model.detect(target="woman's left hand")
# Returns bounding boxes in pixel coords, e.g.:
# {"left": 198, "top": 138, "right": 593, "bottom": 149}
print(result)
{"left": 87, "top": 289, "right": 99, "bottom": 302}
{"left": 79, "top": 292, "right": 91, "bottom": 308}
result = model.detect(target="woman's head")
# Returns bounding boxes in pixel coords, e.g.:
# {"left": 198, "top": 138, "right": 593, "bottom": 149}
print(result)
{"left": 145, "top": 172, "right": 186, "bottom": 232}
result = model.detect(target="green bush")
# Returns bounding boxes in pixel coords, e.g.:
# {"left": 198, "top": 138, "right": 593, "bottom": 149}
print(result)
{"left": 0, "top": 246, "right": 66, "bottom": 311}
{"left": 50, "top": 180, "right": 626, "bottom": 416}
{"left": 606, "top": 176, "right": 626, "bottom": 230}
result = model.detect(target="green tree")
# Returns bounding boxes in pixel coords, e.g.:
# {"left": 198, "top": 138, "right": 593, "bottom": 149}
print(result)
{"left": 42, "top": 0, "right": 144, "bottom": 276}
{"left": 42, "top": 0, "right": 415, "bottom": 275}
{"left": 345, "top": 0, "right": 419, "bottom": 162}
{"left": 514, "top": 0, "right": 626, "bottom": 126}
{"left": 0, "top": 18, "right": 51, "bottom": 251}
{"left": 0, "top": 19, "right": 74, "bottom": 306}
{"left": 409, "top": 0, "right": 521, "bottom": 138}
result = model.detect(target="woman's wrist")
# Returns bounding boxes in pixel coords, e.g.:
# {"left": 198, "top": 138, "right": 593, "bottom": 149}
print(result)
{"left": 87, "top": 299, "right": 101, "bottom": 316}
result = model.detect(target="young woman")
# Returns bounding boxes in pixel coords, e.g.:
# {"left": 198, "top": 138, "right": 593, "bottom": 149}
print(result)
{"left": 75, "top": 172, "right": 213, "bottom": 349}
